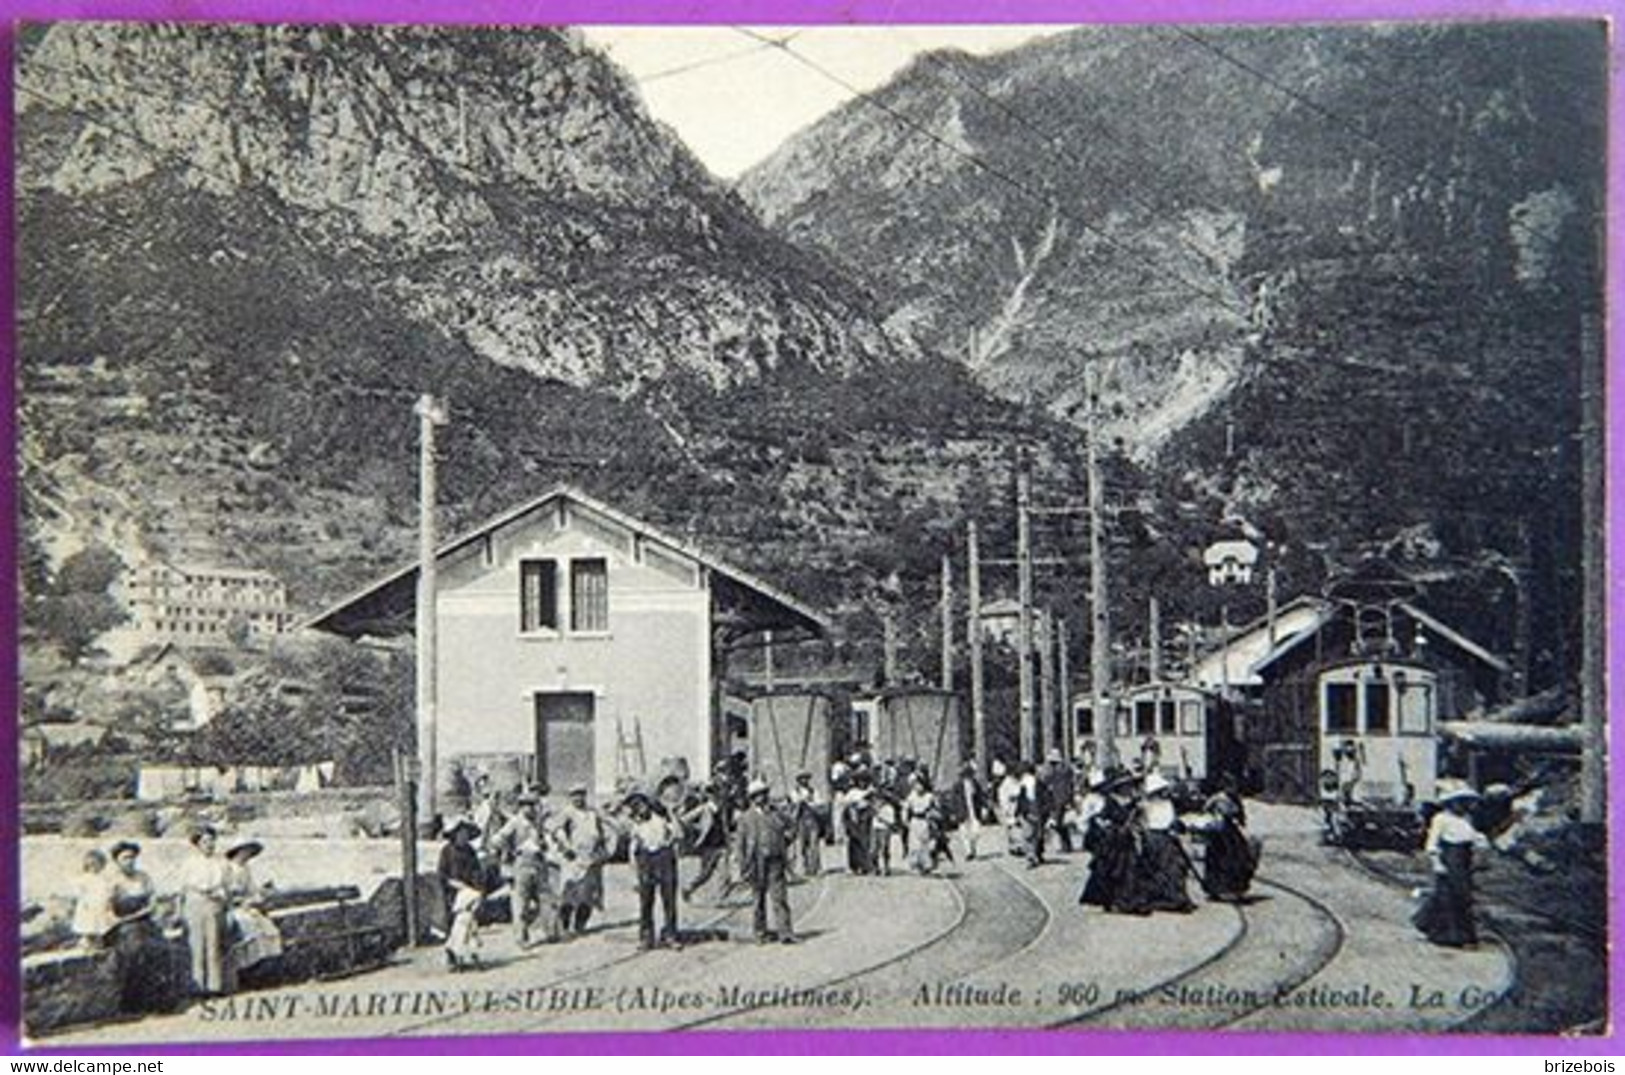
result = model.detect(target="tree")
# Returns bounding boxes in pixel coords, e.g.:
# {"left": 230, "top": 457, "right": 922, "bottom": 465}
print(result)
{"left": 32, "top": 544, "right": 127, "bottom": 664}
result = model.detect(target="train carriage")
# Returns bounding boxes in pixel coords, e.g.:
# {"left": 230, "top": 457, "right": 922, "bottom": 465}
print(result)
{"left": 861, "top": 688, "right": 967, "bottom": 789}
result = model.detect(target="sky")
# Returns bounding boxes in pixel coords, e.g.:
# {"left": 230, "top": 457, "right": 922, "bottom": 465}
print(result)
{"left": 581, "top": 26, "right": 1067, "bottom": 179}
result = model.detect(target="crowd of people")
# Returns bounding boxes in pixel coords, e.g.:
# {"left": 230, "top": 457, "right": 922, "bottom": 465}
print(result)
{"left": 63, "top": 824, "right": 286, "bottom": 1015}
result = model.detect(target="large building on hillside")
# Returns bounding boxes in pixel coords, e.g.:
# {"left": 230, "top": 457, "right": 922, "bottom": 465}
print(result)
{"left": 305, "top": 486, "right": 827, "bottom": 803}
{"left": 123, "top": 562, "right": 295, "bottom": 645}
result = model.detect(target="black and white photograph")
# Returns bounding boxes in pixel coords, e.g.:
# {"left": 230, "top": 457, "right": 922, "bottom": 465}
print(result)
{"left": 12, "top": 17, "right": 1610, "bottom": 1045}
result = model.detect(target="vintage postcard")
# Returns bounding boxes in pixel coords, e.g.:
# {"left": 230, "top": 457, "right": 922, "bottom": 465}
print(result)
{"left": 12, "top": 16, "right": 1610, "bottom": 1047}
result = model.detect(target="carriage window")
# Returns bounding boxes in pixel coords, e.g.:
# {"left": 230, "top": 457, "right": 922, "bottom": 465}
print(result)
{"left": 1325, "top": 682, "right": 1358, "bottom": 733}
{"left": 1179, "top": 700, "right": 1203, "bottom": 735}
{"left": 1398, "top": 683, "right": 1433, "bottom": 735}
{"left": 1134, "top": 700, "right": 1157, "bottom": 736}
{"left": 1075, "top": 706, "right": 1094, "bottom": 737}
{"left": 1364, "top": 682, "right": 1391, "bottom": 734}
{"left": 1160, "top": 700, "right": 1179, "bottom": 734}
{"left": 1115, "top": 708, "right": 1132, "bottom": 738}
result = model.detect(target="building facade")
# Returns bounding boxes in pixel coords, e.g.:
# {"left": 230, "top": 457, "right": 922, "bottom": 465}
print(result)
{"left": 124, "top": 562, "right": 294, "bottom": 644}
{"left": 307, "top": 486, "right": 826, "bottom": 803}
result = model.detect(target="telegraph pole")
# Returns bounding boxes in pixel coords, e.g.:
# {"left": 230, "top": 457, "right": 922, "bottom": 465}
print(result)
{"left": 1148, "top": 597, "right": 1162, "bottom": 683}
{"left": 1037, "top": 610, "right": 1054, "bottom": 759}
{"left": 414, "top": 394, "right": 447, "bottom": 830}
{"left": 967, "top": 521, "right": 987, "bottom": 774}
{"left": 1017, "top": 466, "right": 1035, "bottom": 762}
{"left": 1057, "top": 617, "right": 1073, "bottom": 760}
{"left": 1086, "top": 378, "right": 1113, "bottom": 763}
{"left": 940, "top": 553, "right": 954, "bottom": 692}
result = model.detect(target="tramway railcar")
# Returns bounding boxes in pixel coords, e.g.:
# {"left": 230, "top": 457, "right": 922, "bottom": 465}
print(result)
{"left": 1314, "top": 656, "right": 1439, "bottom": 848}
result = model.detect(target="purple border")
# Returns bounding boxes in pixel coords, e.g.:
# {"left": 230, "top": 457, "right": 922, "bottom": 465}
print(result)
{"left": 0, "top": 0, "right": 1619, "bottom": 1055}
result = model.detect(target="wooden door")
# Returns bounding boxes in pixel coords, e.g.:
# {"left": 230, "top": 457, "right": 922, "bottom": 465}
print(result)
{"left": 534, "top": 692, "right": 595, "bottom": 795}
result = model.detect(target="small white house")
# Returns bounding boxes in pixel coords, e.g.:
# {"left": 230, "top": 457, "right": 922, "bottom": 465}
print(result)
{"left": 306, "top": 485, "right": 827, "bottom": 801}
{"left": 1204, "top": 539, "right": 1260, "bottom": 586}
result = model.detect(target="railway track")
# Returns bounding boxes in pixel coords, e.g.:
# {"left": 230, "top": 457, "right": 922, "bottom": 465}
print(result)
{"left": 391, "top": 871, "right": 835, "bottom": 1036}
{"left": 1055, "top": 873, "right": 1345, "bottom": 1031}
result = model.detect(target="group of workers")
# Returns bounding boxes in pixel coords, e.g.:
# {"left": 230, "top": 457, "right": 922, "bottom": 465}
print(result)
{"left": 65, "top": 824, "right": 284, "bottom": 1014}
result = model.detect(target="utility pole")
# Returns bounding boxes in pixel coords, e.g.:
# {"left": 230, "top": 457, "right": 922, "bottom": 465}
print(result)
{"left": 763, "top": 629, "right": 776, "bottom": 691}
{"left": 1148, "top": 597, "right": 1162, "bottom": 683}
{"left": 1086, "top": 378, "right": 1113, "bottom": 764}
{"left": 1057, "top": 617, "right": 1073, "bottom": 761}
{"left": 1017, "top": 466, "right": 1035, "bottom": 762}
{"left": 1266, "top": 566, "right": 1279, "bottom": 647}
{"left": 1037, "top": 610, "right": 1055, "bottom": 759}
{"left": 882, "top": 611, "right": 899, "bottom": 687}
{"left": 940, "top": 553, "right": 953, "bottom": 692}
{"left": 967, "top": 522, "right": 987, "bottom": 774}
{"left": 414, "top": 393, "right": 447, "bottom": 830}
{"left": 1579, "top": 314, "right": 1605, "bottom": 825}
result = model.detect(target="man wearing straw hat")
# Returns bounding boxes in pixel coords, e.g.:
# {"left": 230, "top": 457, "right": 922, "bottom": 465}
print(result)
{"left": 625, "top": 789, "right": 682, "bottom": 950}
{"left": 737, "top": 779, "right": 796, "bottom": 944}
{"left": 492, "top": 791, "right": 557, "bottom": 946}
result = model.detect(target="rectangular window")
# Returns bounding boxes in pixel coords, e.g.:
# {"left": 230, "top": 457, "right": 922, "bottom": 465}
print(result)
{"left": 1325, "top": 682, "right": 1358, "bottom": 733}
{"left": 1115, "top": 707, "right": 1132, "bottom": 738}
{"left": 1398, "top": 684, "right": 1433, "bottom": 735}
{"left": 520, "top": 560, "right": 559, "bottom": 632}
{"left": 1075, "top": 706, "right": 1094, "bottom": 737}
{"left": 1179, "top": 700, "right": 1204, "bottom": 736}
{"left": 1134, "top": 700, "right": 1157, "bottom": 736}
{"left": 1160, "top": 700, "right": 1179, "bottom": 735}
{"left": 570, "top": 558, "right": 609, "bottom": 632}
{"left": 1365, "top": 682, "right": 1391, "bottom": 735}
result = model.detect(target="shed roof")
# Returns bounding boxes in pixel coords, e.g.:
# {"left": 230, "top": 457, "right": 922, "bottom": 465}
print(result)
{"left": 302, "top": 485, "right": 829, "bottom": 642}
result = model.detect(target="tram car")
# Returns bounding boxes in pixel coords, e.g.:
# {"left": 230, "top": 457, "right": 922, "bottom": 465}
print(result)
{"left": 745, "top": 689, "right": 850, "bottom": 800}
{"left": 1312, "top": 656, "right": 1440, "bottom": 849}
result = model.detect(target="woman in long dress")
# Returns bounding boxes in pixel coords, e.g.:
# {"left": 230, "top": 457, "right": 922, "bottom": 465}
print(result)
{"left": 995, "top": 762, "right": 1025, "bottom": 857}
{"left": 1199, "top": 782, "right": 1258, "bottom": 902}
{"left": 1079, "top": 772, "right": 1140, "bottom": 911}
{"left": 1133, "top": 774, "right": 1195, "bottom": 913}
{"left": 223, "top": 839, "right": 284, "bottom": 980}
{"left": 438, "top": 819, "right": 485, "bottom": 969}
{"left": 106, "top": 841, "right": 176, "bottom": 1013}
{"left": 179, "top": 825, "right": 231, "bottom": 996}
{"left": 1414, "top": 783, "right": 1490, "bottom": 947}
{"left": 902, "top": 774, "right": 938, "bottom": 875}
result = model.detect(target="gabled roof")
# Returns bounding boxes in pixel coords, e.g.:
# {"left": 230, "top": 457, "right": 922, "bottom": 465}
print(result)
{"left": 302, "top": 484, "right": 829, "bottom": 641}
{"left": 1249, "top": 599, "right": 1509, "bottom": 677}
{"left": 1190, "top": 595, "right": 1333, "bottom": 690}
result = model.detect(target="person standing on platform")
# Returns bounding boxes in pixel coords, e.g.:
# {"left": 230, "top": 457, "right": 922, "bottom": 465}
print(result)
{"left": 738, "top": 779, "right": 796, "bottom": 943}
{"left": 679, "top": 783, "right": 729, "bottom": 902}
{"left": 438, "top": 819, "right": 485, "bottom": 970}
{"left": 1018, "top": 762, "right": 1049, "bottom": 868}
{"left": 902, "top": 773, "right": 940, "bottom": 874}
{"left": 945, "top": 761, "right": 990, "bottom": 862}
{"left": 625, "top": 791, "right": 682, "bottom": 950}
{"left": 789, "top": 772, "right": 824, "bottom": 878}
{"left": 995, "top": 760, "right": 1024, "bottom": 857}
{"left": 1042, "top": 749, "right": 1077, "bottom": 853}
{"left": 1414, "top": 782, "right": 1491, "bottom": 948}
{"left": 179, "top": 824, "right": 231, "bottom": 997}
{"left": 552, "top": 784, "right": 609, "bottom": 936}
{"left": 493, "top": 792, "right": 557, "bottom": 946}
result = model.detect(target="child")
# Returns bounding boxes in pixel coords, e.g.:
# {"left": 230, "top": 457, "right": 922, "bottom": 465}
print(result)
{"left": 871, "top": 795, "right": 898, "bottom": 876}
{"left": 71, "top": 849, "right": 112, "bottom": 949}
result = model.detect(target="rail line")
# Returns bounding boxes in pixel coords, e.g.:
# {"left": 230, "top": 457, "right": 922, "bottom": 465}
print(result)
{"left": 1053, "top": 872, "right": 1345, "bottom": 1030}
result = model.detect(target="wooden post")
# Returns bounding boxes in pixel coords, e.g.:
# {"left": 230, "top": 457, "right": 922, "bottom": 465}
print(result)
{"left": 1087, "top": 378, "right": 1113, "bottom": 763}
{"left": 883, "top": 612, "right": 899, "bottom": 687}
{"left": 1037, "top": 610, "right": 1054, "bottom": 759}
{"left": 1148, "top": 597, "right": 1162, "bottom": 683}
{"left": 1057, "top": 617, "right": 1073, "bottom": 760}
{"left": 414, "top": 394, "right": 447, "bottom": 829}
{"left": 940, "top": 554, "right": 953, "bottom": 692}
{"left": 394, "top": 749, "right": 420, "bottom": 946}
{"left": 1017, "top": 466, "right": 1035, "bottom": 762}
{"left": 764, "top": 629, "right": 776, "bottom": 691}
{"left": 968, "top": 522, "right": 987, "bottom": 775}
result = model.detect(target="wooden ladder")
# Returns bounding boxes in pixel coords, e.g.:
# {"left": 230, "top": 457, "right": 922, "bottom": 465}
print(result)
{"left": 616, "top": 714, "right": 647, "bottom": 782}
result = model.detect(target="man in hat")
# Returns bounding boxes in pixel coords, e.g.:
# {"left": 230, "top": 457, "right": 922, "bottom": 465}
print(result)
{"left": 550, "top": 784, "right": 608, "bottom": 936}
{"left": 625, "top": 790, "right": 682, "bottom": 949}
{"left": 789, "top": 771, "right": 823, "bottom": 878}
{"left": 493, "top": 791, "right": 557, "bottom": 946}
{"left": 179, "top": 823, "right": 231, "bottom": 996}
{"left": 945, "top": 761, "right": 990, "bottom": 862}
{"left": 679, "top": 782, "right": 730, "bottom": 903}
{"left": 737, "top": 779, "right": 795, "bottom": 943}
{"left": 1042, "top": 748, "right": 1077, "bottom": 854}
